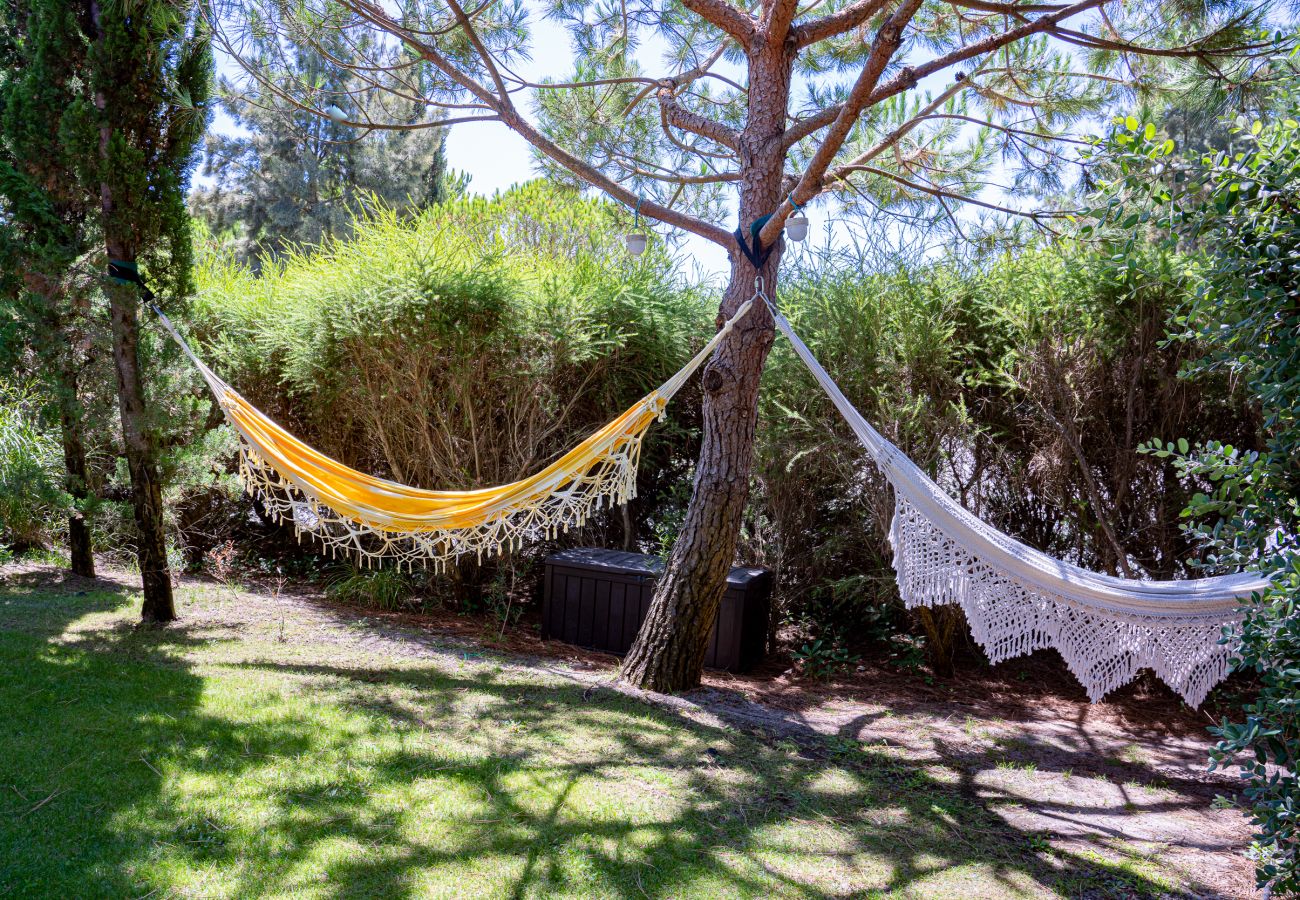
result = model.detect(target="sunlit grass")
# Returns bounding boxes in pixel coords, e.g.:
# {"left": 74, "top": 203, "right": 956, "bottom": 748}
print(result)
{"left": 0, "top": 575, "right": 1212, "bottom": 898}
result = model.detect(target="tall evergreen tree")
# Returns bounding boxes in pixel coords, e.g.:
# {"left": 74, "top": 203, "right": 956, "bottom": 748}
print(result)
{"left": 69, "top": 0, "right": 212, "bottom": 622}
{"left": 191, "top": 29, "right": 458, "bottom": 267}
{"left": 0, "top": 0, "right": 99, "bottom": 577}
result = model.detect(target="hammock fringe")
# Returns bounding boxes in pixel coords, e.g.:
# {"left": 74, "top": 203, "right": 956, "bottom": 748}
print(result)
{"left": 889, "top": 495, "right": 1234, "bottom": 707}
{"left": 154, "top": 300, "right": 752, "bottom": 574}
{"left": 769, "top": 303, "right": 1266, "bottom": 706}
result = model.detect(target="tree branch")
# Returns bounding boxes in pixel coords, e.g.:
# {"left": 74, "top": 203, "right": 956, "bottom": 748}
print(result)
{"left": 657, "top": 91, "right": 742, "bottom": 150}
{"left": 444, "top": 0, "right": 511, "bottom": 102}
{"left": 341, "top": 0, "right": 733, "bottom": 245}
{"left": 786, "top": 0, "right": 1109, "bottom": 150}
{"left": 867, "top": 0, "right": 1105, "bottom": 105}
{"left": 792, "top": 0, "right": 890, "bottom": 48}
{"left": 1048, "top": 25, "right": 1275, "bottom": 59}
{"left": 762, "top": 0, "right": 803, "bottom": 48}
{"left": 680, "top": 0, "right": 757, "bottom": 43}
{"left": 781, "top": 104, "right": 843, "bottom": 149}
{"left": 836, "top": 163, "right": 1070, "bottom": 222}
{"left": 829, "top": 74, "right": 972, "bottom": 173}
{"left": 760, "top": 0, "right": 925, "bottom": 244}
{"left": 945, "top": 0, "right": 1070, "bottom": 15}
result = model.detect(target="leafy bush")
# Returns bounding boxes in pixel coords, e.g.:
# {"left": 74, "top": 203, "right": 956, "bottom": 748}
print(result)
{"left": 792, "top": 628, "right": 861, "bottom": 680}
{"left": 193, "top": 182, "right": 711, "bottom": 591}
{"left": 752, "top": 242, "right": 1257, "bottom": 670}
{"left": 0, "top": 382, "right": 67, "bottom": 552}
{"left": 1093, "top": 101, "right": 1300, "bottom": 893}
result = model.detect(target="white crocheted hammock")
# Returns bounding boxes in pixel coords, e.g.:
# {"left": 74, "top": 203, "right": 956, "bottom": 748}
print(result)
{"left": 773, "top": 307, "right": 1271, "bottom": 706}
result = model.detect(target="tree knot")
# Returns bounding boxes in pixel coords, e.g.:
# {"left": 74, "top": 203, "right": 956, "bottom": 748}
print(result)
{"left": 702, "top": 362, "right": 733, "bottom": 394}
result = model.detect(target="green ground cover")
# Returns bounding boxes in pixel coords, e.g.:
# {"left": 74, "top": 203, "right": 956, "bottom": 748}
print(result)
{"left": 0, "top": 568, "right": 1208, "bottom": 898}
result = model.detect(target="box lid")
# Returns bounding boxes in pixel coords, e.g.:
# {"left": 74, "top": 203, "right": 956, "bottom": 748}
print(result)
{"left": 545, "top": 548, "right": 664, "bottom": 577}
{"left": 545, "top": 548, "right": 769, "bottom": 585}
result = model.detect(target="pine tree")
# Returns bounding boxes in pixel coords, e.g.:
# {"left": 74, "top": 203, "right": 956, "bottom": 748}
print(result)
{"left": 214, "top": 0, "right": 1284, "bottom": 688}
{"left": 191, "top": 29, "right": 458, "bottom": 267}
{"left": 68, "top": 0, "right": 212, "bottom": 622}
{"left": 0, "top": 0, "right": 99, "bottom": 577}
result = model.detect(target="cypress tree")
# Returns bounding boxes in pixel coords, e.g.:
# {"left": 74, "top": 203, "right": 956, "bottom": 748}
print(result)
{"left": 0, "top": 1, "right": 98, "bottom": 577}
{"left": 68, "top": 0, "right": 212, "bottom": 621}
{"left": 191, "top": 27, "right": 459, "bottom": 269}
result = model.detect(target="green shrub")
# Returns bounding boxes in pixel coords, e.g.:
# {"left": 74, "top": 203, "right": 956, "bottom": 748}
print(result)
{"left": 752, "top": 242, "right": 1257, "bottom": 670}
{"left": 1094, "top": 98, "right": 1300, "bottom": 894}
{"left": 0, "top": 382, "right": 67, "bottom": 552}
{"left": 792, "top": 628, "right": 861, "bottom": 680}
{"left": 325, "top": 566, "right": 413, "bottom": 611}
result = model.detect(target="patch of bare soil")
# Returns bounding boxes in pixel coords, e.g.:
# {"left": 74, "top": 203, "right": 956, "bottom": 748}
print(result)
{"left": 4, "top": 561, "right": 1259, "bottom": 899}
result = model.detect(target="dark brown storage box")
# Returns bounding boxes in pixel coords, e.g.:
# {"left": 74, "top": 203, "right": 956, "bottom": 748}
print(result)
{"left": 542, "top": 548, "right": 771, "bottom": 672}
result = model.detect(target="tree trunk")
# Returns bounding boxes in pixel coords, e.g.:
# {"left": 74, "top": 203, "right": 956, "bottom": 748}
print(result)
{"left": 24, "top": 273, "right": 98, "bottom": 580}
{"left": 620, "top": 254, "right": 778, "bottom": 690}
{"left": 621, "top": 37, "right": 793, "bottom": 692}
{"left": 91, "top": 0, "right": 174, "bottom": 622}
{"left": 105, "top": 276, "right": 175, "bottom": 622}
{"left": 56, "top": 375, "right": 95, "bottom": 579}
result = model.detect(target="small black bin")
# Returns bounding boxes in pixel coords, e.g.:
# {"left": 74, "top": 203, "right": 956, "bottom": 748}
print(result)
{"left": 542, "top": 548, "right": 771, "bottom": 672}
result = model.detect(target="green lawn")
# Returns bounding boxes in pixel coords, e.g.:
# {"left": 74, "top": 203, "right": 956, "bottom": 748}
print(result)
{"left": 0, "top": 568, "right": 1199, "bottom": 898}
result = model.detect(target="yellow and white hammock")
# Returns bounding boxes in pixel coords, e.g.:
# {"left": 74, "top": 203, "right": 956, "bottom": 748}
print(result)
{"left": 157, "top": 301, "right": 752, "bottom": 572}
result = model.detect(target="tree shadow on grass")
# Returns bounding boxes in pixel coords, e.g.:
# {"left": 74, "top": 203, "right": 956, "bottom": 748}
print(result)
{"left": 0, "top": 569, "right": 315, "bottom": 898}
{"left": 210, "top": 659, "right": 1213, "bottom": 899}
{"left": 0, "top": 571, "right": 1228, "bottom": 898}
{"left": 0, "top": 568, "right": 201, "bottom": 897}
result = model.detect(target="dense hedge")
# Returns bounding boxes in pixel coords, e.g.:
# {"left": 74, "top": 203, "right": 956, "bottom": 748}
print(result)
{"left": 750, "top": 246, "right": 1258, "bottom": 667}
{"left": 191, "top": 182, "right": 711, "bottom": 592}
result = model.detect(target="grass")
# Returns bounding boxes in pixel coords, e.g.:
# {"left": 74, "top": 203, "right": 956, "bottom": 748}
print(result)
{"left": 0, "top": 569, "right": 1220, "bottom": 899}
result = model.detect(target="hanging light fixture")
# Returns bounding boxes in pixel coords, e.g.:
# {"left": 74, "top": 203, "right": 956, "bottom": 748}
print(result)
{"left": 785, "top": 194, "right": 809, "bottom": 242}
{"left": 626, "top": 196, "right": 647, "bottom": 257}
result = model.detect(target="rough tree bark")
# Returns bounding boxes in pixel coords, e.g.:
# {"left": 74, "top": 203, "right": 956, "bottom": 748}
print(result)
{"left": 103, "top": 274, "right": 175, "bottom": 621}
{"left": 621, "top": 34, "right": 792, "bottom": 692}
{"left": 56, "top": 373, "right": 95, "bottom": 579}
{"left": 89, "top": 0, "right": 177, "bottom": 623}
{"left": 23, "top": 275, "right": 97, "bottom": 579}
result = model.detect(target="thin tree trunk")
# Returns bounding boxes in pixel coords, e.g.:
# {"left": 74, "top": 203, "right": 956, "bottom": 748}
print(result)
{"left": 104, "top": 277, "right": 175, "bottom": 621}
{"left": 23, "top": 273, "right": 97, "bottom": 579}
{"left": 56, "top": 373, "right": 95, "bottom": 579}
{"left": 622, "top": 37, "right": 792, "bottom": 691}
{"left": 91, "top": 0, "right": 174, "bottom": 622}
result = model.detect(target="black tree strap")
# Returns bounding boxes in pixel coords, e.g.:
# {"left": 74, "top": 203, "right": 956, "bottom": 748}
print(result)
{"left": 734, "top": 213, "right": 777, "bottom": 269}
{"left": 107, "top": 259, "right": 156, "bottom": 303}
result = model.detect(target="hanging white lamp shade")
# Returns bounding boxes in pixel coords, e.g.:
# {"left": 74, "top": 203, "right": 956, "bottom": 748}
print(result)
{"left": 625, "top": 233, "right": 648, "bottom": 257}
{"left": 786, "top": 214, "right": 809, "bottom": 242}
